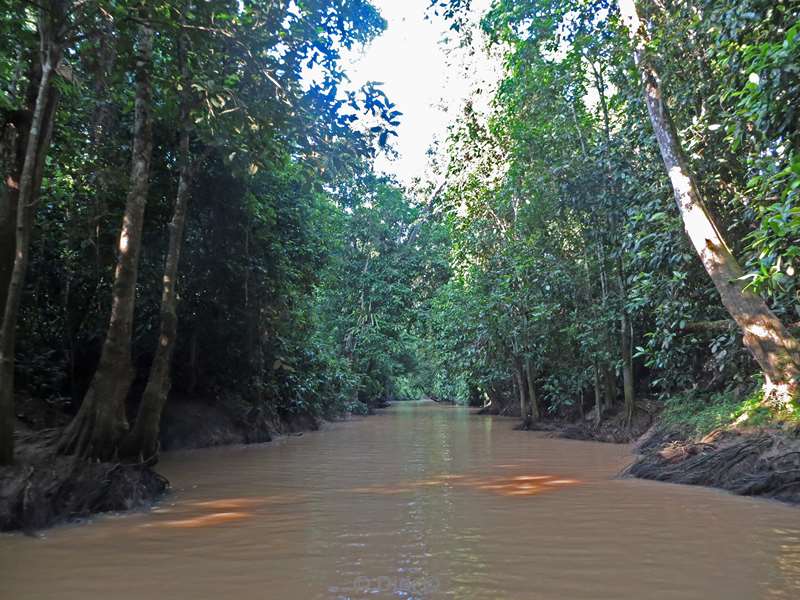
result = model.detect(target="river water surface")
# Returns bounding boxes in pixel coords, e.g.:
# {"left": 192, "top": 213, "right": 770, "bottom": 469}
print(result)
{"left": 1, "top": 401, "right": 799, "bottom": 599}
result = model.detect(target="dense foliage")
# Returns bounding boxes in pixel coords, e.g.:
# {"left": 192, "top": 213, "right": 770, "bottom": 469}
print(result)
{"left": 421, "top": 0, "right": 800, "bottom": 424}
{"left": 2, "top": 0, "right": 799, "bottom": 466}
{"left": 0, "top": 0, "right": 442, "bottom": 463}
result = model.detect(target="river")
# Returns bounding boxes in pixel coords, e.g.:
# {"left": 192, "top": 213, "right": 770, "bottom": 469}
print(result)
{"left": 1, "top": 401, "right": 799, "bottom": 599}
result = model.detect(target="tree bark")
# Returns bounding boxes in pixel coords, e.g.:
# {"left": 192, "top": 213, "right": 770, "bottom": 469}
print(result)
{"left": 123, "top": 154, "right": 190, "bottom": 462}
{"left": 60, "top": 23, "right": 155, "bottom": 459}
{"left": 123, "top": 26, "right": 194, "bottom": 462}
{"left": 514, "top": 365, "right": 527, "bottom": 422}
{"left": 617, "top": 264, "right": 635, "bottom": 424}
{"left": 619, "top": 0, "right": 800, "bottom": 401}
{"left": 524, "top": 359, "right": 539, "bottom": 423}
{"left": 0, "top": 118, "right": 20, "bottom": 318}
{"left": 592, "top": 363, "right": 602, "bottom": 425}
{"left": 0, "top": 7, "right": 64, "bottom": 464}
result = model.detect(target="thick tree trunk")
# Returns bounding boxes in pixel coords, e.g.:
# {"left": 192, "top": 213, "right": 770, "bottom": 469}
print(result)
{"left": 124, "top": 29, "right": 194, "bottom": 461}
{"left": 619, "top": 0, "right": 800, "bottom": 401}
{"left": 0, "top": 21, "right": 62, "bottom": 464}
{"left": 60, "top": 23, "right": 155, "bottom": 459}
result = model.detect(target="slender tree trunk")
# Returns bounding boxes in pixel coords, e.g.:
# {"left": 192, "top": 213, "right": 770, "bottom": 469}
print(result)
{"left": 0, "top": 12, "right": 63, "bottom": 464}
{"left": 597, "top": 245, "right": 617, "bottom": 409}
{"left": 620, "top": 312, "right": 635, "bottom": 423}
{"left": 603, "top": 367, "right": 616, "bottom": 409}
{"left": 524, "top": 358, "right": 539, "bottom": 423}
{"left": 514, "top": 364, "right": 527, "bottom": 422}
{"left": 619, "top": 0, "right": 800, "bottom": 401}
{"left": 0, "top": 120, "right": 20, "bottom": 318}
{"left": 593, "top": 363, "right": 602, "bottom": 426}
{"left": 123, "top": 156, "right": 191, "bottom": 461}
{"left": 617, "top": 263, "right": 635, "bottom": 424}
{"left": 60, "top": 23, "right": 155, "bottom": 459}
{"left": 88, "top": 15, "right": 117, "bottom": 282}
{"left": 188, "top": 329, "right": 199, "bottom": 395}
{"left": 123, "top": 27, "right": 194, "bottom": 462}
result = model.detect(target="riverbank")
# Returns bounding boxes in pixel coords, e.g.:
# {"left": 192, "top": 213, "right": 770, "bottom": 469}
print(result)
{"left": 4, "top": 401, "right": 799, "bottom": 600}
{"left": 0, "top": 395, "right": 327, "bottom": 533}
{"left": 624, "top": 424, "right": 800, "bottom": 504}
{"left": 500, "top": 395, "right": 800, "bottom": 505}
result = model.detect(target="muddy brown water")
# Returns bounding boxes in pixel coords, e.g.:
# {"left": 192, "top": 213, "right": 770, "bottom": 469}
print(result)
{"left": 1, "top": 401, "right": 799, "bottom": 599}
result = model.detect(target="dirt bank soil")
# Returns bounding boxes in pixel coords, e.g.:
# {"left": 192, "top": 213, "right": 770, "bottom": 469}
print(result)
{"left": 0, "top": 430, "right": 168, "bottom": 533}
{"left": 1, "top": 397, "right": 323, "bottom": 533}
{"left": 624, "top": 426, "right": 800, "bottom": 504}
{"left": 522, "top": 402, "right": 658, "bottom": 444}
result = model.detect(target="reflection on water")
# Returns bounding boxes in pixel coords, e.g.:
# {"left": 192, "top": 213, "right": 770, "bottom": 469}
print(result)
{"left": 348, "top": 473, "right": 579, "bottom": 497}
{"left": 1, "top": 401, "right": 799, "bottom": 599}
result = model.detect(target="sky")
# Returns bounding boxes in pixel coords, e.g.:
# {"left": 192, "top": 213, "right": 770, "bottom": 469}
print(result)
{"left": 343, "top": 0, "right": 499, "bottom": 186}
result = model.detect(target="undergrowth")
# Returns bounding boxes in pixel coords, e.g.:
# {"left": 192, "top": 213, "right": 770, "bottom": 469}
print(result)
{"left": 660, "top": 386, "right": 800, "bottom": 438}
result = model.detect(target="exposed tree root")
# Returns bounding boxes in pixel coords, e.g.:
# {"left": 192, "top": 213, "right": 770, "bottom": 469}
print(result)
{"left": 624, "top": 427, "right": 800, "bottom": 504}
{"left": 0, "top": 455, "right": 168, "bottom": 533}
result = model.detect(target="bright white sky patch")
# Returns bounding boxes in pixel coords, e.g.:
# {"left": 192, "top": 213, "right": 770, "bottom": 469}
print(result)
{"left": 343, "top": 0, "right": 499, "bottom": 186}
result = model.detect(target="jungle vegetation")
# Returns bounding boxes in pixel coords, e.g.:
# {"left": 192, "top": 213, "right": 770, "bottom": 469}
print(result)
{"left": 1, "top": 0, "right": 799, "bottom": 467}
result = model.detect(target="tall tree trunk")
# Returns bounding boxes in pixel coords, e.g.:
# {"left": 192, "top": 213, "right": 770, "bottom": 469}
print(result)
{"left": 0, "top": 8, "right": 64, "bottom": 464}
{"left": 603, "top": 367, "right": 616, "bottom": 409}
{"left": 123, "top": 153, "right": 190, "bottom": 462}
{"left": 593, "top": 363, "right": 602, "bottom": 426}
{"left": 524, "top": 358, "right": 539, "bottom": 423}
{"left": 617, "top": 263, "right": 635, "bottom": 424}
{"left": 514, "top": 364, "right": 527, "bottom": 422}
{"left": 620, "top": 312, "right": 635, "bottom": 424}
{"left": 87, "top": 15, "right": 117, "bottom": 284}
{"left": 59, "top": 23, "right": 155, "bottom": 459}
{"left": 123, "top": 27, "right": 194, "bottom": 462}
{"left": 0, "top": 119, "right": 20, "bottom": 318}
{"left": 619, "top": 0, "right": 800, "bottom": 402}
{"left": 597, "top": 244, "right": 617, "bottom": 409}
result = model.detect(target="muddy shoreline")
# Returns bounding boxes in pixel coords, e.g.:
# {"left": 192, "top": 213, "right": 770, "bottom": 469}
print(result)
{"left": 4, "top": 401, "right": 798, "bottom": 533}
{"left": 623, "top": 425, "right": 800, "bottom": 504}
{"left": 0, "top": 399, "right": 326, "bottom": 533}
{"left": 511, "top": 412, "right": 800, "bottom": 505}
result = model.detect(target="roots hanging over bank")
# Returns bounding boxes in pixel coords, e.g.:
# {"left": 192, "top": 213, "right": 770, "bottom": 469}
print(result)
{"left": 0, "top": 459, "right": 168, "bottom": 533}
{"left": 624, "top": 427, "right": 800, "bottom": 504}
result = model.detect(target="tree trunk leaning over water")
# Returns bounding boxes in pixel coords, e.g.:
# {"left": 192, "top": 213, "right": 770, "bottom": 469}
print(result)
{"left": 0, "top": 4, "right": 65, "bottom": 465}
{"left": 618, "top": 0, "right": 800, "bottom": 403}
{"left": 60, "top": 23, "right": 155, "bottom": 460}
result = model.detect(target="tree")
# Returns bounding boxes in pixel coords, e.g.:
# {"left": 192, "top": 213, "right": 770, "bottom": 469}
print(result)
{"left": 0, "top": 0, "right": 68, "bottom": 465}
{"left": 122, "top": 16, "right": 194, "bottom": 462}
{"left": 59, "top": 19, "right": 155, "bottom": 459}
{"left": 618, "top": 0, "right": 800, "bottom": 403}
